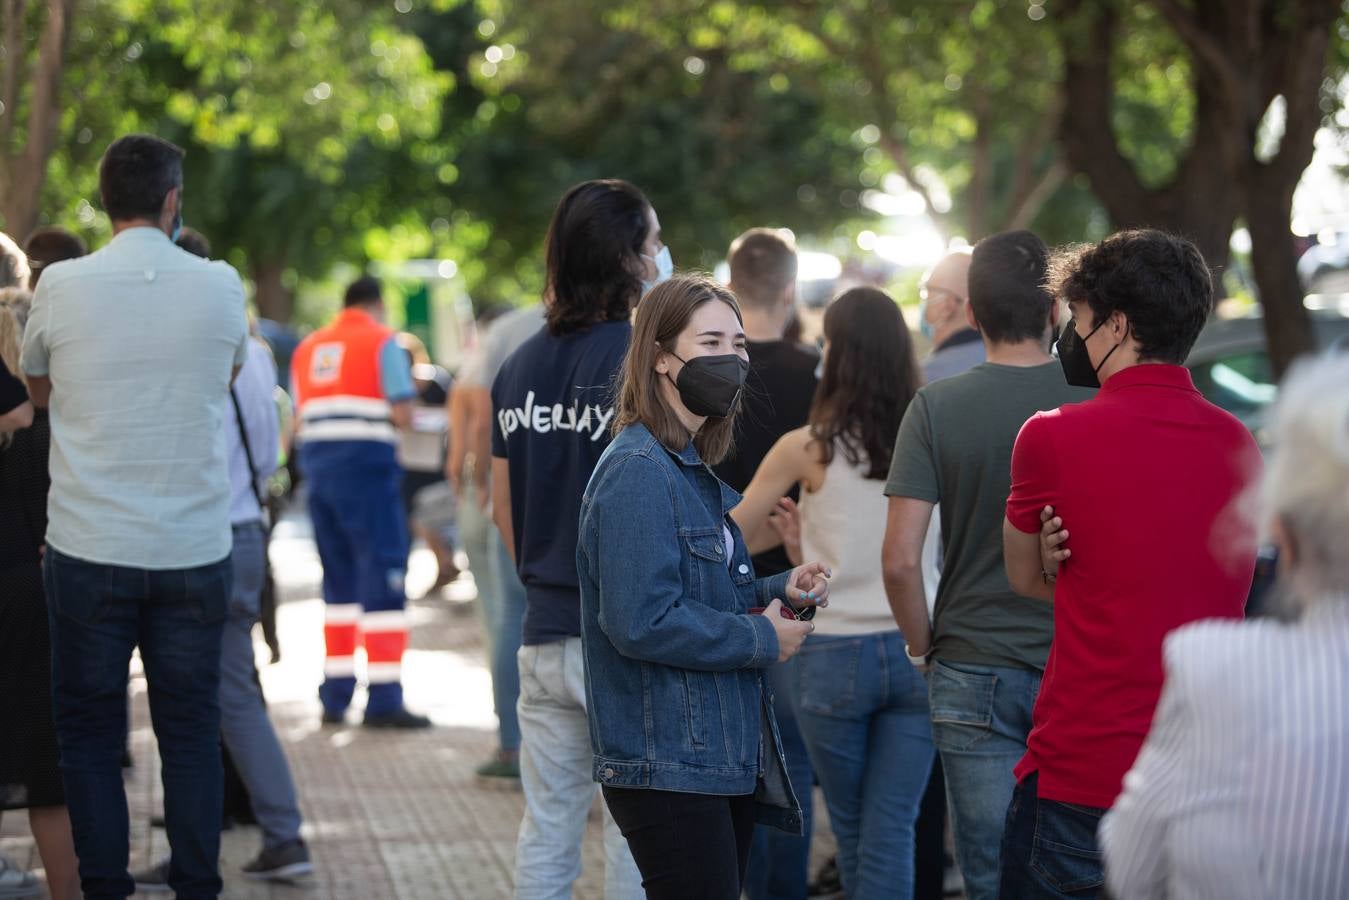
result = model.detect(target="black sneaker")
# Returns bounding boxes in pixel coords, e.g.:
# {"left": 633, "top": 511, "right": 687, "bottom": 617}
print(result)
{"left": 131, "top": 858, "right": 172, "bottom": 894}
{"left": 361, "top": 708, "right": 432, "bottom": 729}
{"left": 242, "top": 839, "right": 314, "bottom": 882}
{"left": 321, "top": 709, "right": 346, "bottom": 726}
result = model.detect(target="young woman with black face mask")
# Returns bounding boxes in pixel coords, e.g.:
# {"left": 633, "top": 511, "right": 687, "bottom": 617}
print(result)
{"left": 576, "top": 275, "right": 833, "bottom": 900}
{"left": 733, "top": 287, "right": 931, "bottom": 900}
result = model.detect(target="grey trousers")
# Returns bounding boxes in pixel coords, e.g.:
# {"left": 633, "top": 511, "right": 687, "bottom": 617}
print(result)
{"left": 221, "top": 522, "right": 303, "bottom": 849}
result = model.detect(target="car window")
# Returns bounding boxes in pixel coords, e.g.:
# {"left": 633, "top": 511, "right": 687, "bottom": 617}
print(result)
{"left": 1188, "top": 351, "right": 1277, "bottom": 422}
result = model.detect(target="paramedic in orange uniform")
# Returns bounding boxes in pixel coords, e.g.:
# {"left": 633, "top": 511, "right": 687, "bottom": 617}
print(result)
{"left": 290, "top": 276, "right": 431, "bottom": 728}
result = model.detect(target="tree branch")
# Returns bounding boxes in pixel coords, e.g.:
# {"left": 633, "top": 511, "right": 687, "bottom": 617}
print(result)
{"left": 967, "top": 103, "right": 992, "bottom": 238}
{"left": 22, "top": 0, "right": 72, "bottom": 168}
{"left": 1003, "top": 89, "right": 1064, "bottom": 230}
{"left": 1145, "top": 0, "right": 1247, "bottom": 110}
{"left": 1054, "top": 0, "right": 1151, "bottom": 224}
{"left": 1007, "top": 159, "right": 1067, "bottom": 231}
{"left": 2, "top": 0, "right": 74, "bottom": 236}
{"left": 1260, "top": 0, "right": 1338, "bottom": 193}
{"left": 1, "top": 0, "right": 29, "bottom": 150}
{"left": 875, "top": 130, "right": 942, "bottom": 224}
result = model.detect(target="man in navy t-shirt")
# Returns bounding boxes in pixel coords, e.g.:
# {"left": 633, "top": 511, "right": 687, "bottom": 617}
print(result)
{"left": 490, "top": 319, "right": 630, "bottom": 643}
{"left": 489, "top": 178, "right": 664, "bottom": 899}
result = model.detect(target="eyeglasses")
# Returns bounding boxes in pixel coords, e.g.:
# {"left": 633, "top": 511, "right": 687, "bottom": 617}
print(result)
{"left": 919, "top": 285, "right": 964, "bottom": 304}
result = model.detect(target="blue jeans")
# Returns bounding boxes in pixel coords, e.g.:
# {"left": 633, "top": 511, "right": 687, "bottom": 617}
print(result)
{"left": 744, "top": 656, "right": 813, "bottom": 900}
{"left": 514, "top": 639, "right": 643, "bottom": 899}
{"left": 928, "top": 660, "right": 1041, "bottom": 900}
{"left": 44, "top": 548, "right": 230, "bottom": 899}
{"left": 458, "top": 483, "right": 524, "bottom": 751}
{"left": 792, "top": 631, "right": 934, "bottom": 900}
{"left": 220, "top": 523, "right": 303, "bottom": 850}
{"left": 997, "top": 772, "right": 1105, "bottom": 899}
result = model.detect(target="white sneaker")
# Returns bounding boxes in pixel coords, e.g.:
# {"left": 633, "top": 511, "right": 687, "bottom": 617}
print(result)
{"left": 0, "top": 852, "right": 40, "bottom": 899}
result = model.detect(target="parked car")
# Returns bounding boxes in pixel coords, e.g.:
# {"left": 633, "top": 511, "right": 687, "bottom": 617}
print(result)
{"left": 1297, "top": 233, "right": 1349, "bottom": 291}
{"left": 1185, "top": 305, "right": 1349, "bottom": 444}
{"left": 1185, "top": 304, "right": 1349, "bottom": 618}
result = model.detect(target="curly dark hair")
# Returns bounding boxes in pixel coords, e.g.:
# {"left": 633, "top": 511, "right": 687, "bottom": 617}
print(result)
{"left": 809, "top": 287, "right": 922, "bottom": 480}
{"left": 1048, "top": 229, "right": 1213, "bottom": 364}
{"left": 544, "top": 179, "right": 652, "bottom": 336}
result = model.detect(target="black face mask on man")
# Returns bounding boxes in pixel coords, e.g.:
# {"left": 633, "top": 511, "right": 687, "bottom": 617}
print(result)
{"left": 667, "top": 352, "right": 749, "bottom": 419}
{"left": 1056, "top": 317, "right": 1125, "bottom": 389}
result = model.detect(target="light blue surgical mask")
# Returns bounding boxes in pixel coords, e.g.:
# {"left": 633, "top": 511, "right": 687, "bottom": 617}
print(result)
{"left": 918, "top": 298, "right": 934, "bottom": 340}
{"left": 642, "top": 245, "right": 673, "bottom": 295}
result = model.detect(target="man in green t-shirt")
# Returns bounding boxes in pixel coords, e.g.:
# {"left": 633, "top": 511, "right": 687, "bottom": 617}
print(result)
{"left": 881, "top": 230, "right": 1094, "bottom": 900}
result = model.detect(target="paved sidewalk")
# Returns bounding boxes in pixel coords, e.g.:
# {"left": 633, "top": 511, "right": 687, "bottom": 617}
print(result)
{"left": 2, "top": 511, "right": 602, "bottom": 899}
{"left": 2, "top": 507, "right": 836, "bottom": 898}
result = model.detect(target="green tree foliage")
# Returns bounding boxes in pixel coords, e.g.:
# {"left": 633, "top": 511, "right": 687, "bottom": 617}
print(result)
{"left": 1056, "top": 0, "right": 1348, "bottom": 376}
{"left": 9, "top": 0, "right": 1346, "bottom": 362}
{"left": 439, "top": 0, "right": 864, "bottom": 305}
{"left": 592, "top": 0, "right": 1099, "bottom": 241}
{"left": 12, "top": 0, "right": 454, "bottom": 320}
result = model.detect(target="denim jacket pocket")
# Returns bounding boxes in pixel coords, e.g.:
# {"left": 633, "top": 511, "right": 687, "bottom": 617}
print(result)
{"left": 795, "top": 638, "right": 861, "bottom": 717}
{"left": 683, "top": 529, "right": 730, "bottom": 607}
{"left": 684, "top": 529, "right": 726, "bottom": 564}
{"left": 681, "top": 670, "right": 707, "bottom": 750}
{"left": 928, "top": 660, "right": 997, "bottom": 752}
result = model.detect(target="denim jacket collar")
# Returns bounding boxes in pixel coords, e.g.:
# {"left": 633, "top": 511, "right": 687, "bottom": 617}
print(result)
{"left": 661, "top": 437, "right": 742, "bottom": 517}
{"left": 668, "top": 438, "right": 702, "bottom": 468}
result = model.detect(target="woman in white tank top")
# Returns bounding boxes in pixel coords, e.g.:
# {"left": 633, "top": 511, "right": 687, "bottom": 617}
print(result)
{"left": 732, "top": 287, "right": 933, "bottom": 900}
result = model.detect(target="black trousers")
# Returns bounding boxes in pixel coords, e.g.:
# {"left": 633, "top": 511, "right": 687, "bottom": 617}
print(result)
{"left": 603, "top": 787, "right": 757, "bottom": 899}
{"left": 914, "top": 755, "right": 948, "bottom": 900}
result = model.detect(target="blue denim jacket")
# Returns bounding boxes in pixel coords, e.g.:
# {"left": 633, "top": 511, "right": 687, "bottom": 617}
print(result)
{"left": 577, "top": 422, "right": 803, "bottom": 833}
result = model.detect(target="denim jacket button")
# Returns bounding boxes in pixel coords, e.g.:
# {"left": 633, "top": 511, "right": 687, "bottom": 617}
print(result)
{"left": 601, "top": 767, "right": 616, "bottom": 781}
{"left": 738, "top": 564, "right": 749, "bottom": 574}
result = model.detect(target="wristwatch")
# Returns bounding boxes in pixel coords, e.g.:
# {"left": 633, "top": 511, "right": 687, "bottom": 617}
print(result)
{"left": 904, "top": 643, "right": 929, "bottom": 667}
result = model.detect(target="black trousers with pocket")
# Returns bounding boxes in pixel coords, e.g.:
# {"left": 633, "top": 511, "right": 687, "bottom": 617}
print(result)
{"left": 602, "top": 786, "right": 757, "bottom": 899}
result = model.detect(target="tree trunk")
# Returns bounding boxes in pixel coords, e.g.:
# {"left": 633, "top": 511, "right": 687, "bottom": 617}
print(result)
{"left": 1247, "top": 188, "right": 1316, "bottom": 377}
{"left": 1057, "top": 2, "right": 1242, "bottom": 284}
{"left": 1057, "top": 0, "right": 1337, "bottom": 379}
{"left": 1238, "top": 0, "right": 1336, "bottom": 377}
{"left": 966, "top": 90, "right": 993, "bottom": 240}
{"left": 252, "top": 259, "right": 293, "bottom": 323}
{"left": 0, "top": 0, "right": 75, "bottom": 238}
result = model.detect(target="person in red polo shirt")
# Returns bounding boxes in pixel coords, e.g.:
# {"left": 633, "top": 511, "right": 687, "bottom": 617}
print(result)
{"left": 998, "top": 229, "right": 1262, "bottom": 899}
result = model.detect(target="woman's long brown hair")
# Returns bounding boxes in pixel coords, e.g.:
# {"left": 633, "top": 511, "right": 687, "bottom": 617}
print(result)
{"left": 612, "top": 275, "right": 744, "bottom": 465}
{"left": 809, "top": 287, "right": 922, "bottom": 479}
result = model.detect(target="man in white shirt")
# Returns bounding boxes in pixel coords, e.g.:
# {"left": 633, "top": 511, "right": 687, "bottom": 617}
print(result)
{"left": 21, "top": 134, "right": 248, "bottom": 899}
{"left": 133, "top": 233, "right": 313, "bottom": 892}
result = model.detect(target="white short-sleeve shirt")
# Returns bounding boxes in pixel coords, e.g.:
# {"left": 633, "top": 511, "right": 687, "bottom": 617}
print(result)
{"left": 21, "top": 227, "right": 249, "bottom": 569}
